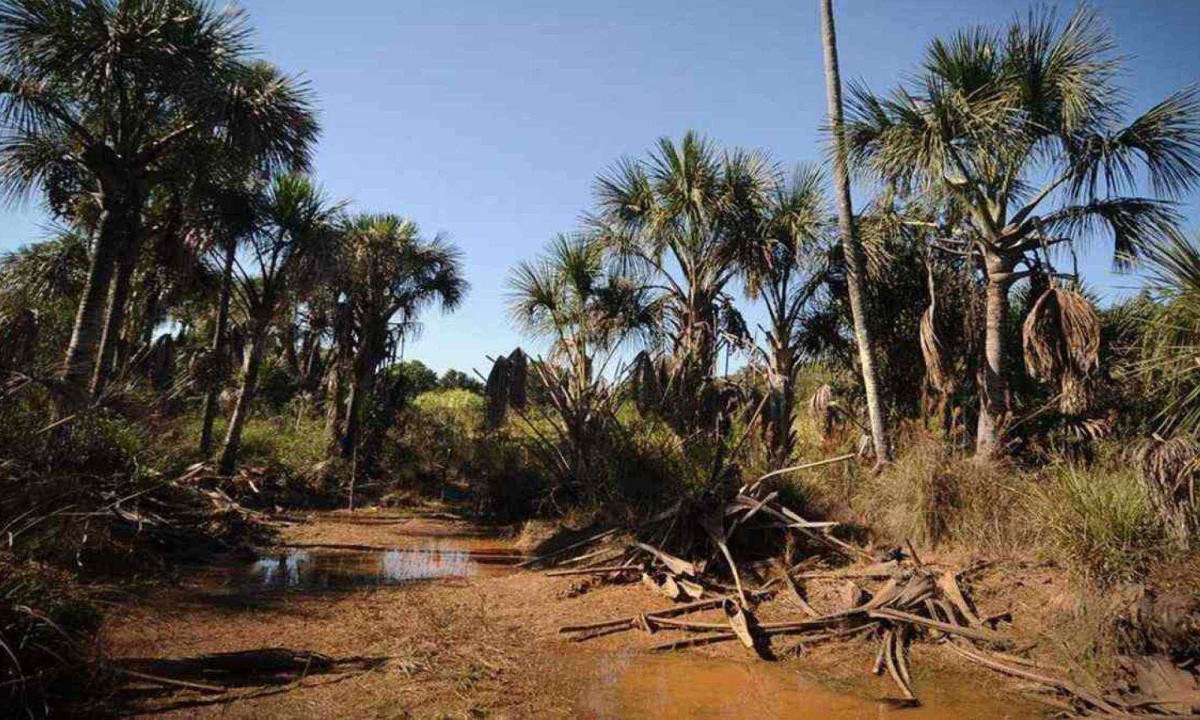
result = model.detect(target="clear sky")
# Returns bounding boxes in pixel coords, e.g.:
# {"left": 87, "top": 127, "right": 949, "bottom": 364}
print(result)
{"left": 1, "top": 0, "right": 1197, "bottom": 374}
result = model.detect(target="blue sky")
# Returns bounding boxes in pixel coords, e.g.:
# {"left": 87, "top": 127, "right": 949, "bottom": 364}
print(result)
{"left": 1, "top": 0, "right": 1197, "bottom": 374}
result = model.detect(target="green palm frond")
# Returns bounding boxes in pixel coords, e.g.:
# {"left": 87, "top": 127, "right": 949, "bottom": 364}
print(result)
{"left": 1137, "top": 233, "right": 1200, "bottom": 435}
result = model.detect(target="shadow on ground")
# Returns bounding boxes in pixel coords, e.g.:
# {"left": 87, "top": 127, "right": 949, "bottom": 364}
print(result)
{"left": 115, "top": 648, "right": 389, "bottom": 715}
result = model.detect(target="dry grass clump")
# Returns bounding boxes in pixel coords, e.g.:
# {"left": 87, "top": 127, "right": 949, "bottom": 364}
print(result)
{"left": 853, "top": 428, "right": 1029, "bottom": 550}
{"left": 1, "top": 552, "right": 106, "bottom": 716}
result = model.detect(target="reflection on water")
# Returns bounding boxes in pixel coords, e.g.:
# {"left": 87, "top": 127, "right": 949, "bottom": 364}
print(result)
{"left": 251, "top": 550, "right": 312, "bottom": 586}
{"left": 244, "top": 542, "right": 510, "bottom": 591}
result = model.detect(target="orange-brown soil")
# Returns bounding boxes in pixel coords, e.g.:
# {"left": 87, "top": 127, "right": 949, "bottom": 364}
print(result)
{"left": 104, "top": 507, "right": 1051, "bottom": 718}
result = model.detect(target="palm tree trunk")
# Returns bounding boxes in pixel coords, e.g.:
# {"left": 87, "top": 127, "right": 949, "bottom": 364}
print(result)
{"left": 324, "top": 359, "right": 345, "bottom": 452}
{"left": 90, "top": 238, "right": 138, "bottom": 396}
{"left": 60, "top": 207, "right": 123, "bottom": 396}
{"left": 217, "top": 328, "right": 264, "bottom": 475}
{"left": 340, "top": 342, "right": 378, "bottom": 460}
{"left": 200, "top": 239, "right": 237, "bottom": 456}
{"left": 820, "top": 0, "right": 890, "bottom": 463}
{"left": 976, "top": 255, "right": 1014, "bottom": 458}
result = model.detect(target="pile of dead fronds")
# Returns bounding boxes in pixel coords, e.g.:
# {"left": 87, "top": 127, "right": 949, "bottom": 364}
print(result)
{"left": 531, "top": 456, "right": 1200, "bottom": 717}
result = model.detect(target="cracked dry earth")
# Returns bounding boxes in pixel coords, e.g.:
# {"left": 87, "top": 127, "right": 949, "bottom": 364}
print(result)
{"left": 105, "top": 508, "right": 1044, "bottom": 718}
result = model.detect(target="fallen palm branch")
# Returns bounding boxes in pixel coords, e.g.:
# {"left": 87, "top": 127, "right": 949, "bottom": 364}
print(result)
{"left": 534, "top": 449, "right": 1198, "bottom": 717}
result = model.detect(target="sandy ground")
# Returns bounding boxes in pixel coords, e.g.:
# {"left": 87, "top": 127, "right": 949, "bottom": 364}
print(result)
{"left": 103, "top": 507, "right": 1049, "bottom": 718}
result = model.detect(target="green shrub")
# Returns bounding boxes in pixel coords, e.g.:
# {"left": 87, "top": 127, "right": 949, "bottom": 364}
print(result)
{"left": 1031, "top": 463, "right": 1166, "bottom": 586}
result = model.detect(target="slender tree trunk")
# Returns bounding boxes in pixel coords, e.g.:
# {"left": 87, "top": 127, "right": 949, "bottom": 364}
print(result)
{"left": 200, "top": 239, "right": 237, "bottom": 456}
{"left": 975, "top": 254, "right": 1014, "bottom": 458}
{"left": 301, "top": 332, "right": 322, "bottom": 391}
{"left": 91, "top": 238, "right": 138, "bottom": 396}
{"left": 340, "top": 340, "right": 378, "bottom": 460}
{"left": 769, "top": 344, "right": 797, "bottom": 468}
{"left": 217, "top": 328, "right": 264, "bottom": 475}
{"left": 820, "top": 0, "right": 890, "bottom": 463}
{"left": 60, "top": 206, "right": 123, "bottom": 396}
{"left": 282, "top": 313, "right": 300, "bottom": 376}
{"left": 139, "top": 272, "right": 161, "bottom": 348}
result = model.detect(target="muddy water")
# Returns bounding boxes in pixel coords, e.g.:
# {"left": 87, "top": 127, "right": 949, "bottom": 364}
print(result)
{"left": 581, "top": 651, "right": 1039, "bottom": 719}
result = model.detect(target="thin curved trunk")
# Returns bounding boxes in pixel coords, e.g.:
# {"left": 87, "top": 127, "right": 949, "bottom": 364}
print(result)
{"left": 217, "top": 328, "right": 264, "bottom": 475}
{"left": 200, "top": 239, "right": 237, "bottom": 456}
{"left": 975, "top": 255, "right": 1014, "bottom": 458}
{"left": 820, "top": 0, "right": 890, "bottom": 462}
{"left": 60, "top": 206, "right": 123, "bottom": 396}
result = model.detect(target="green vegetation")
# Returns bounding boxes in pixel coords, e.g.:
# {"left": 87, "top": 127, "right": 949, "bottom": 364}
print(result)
{"left": 0, "top": 0, "right": 1198, "bottom": 715}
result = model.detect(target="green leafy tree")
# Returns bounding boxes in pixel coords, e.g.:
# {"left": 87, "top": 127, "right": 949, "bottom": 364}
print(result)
{"left": 740, "top": 165, "right": 830, "bottom": 467}
{"left": 335, "top": 214, "right": 467, "bottom": 462}
{"left": 592, "top": 131, "right": 772, "bottom": 435}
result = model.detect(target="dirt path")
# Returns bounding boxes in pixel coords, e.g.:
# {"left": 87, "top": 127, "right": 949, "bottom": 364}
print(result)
{"left": 105, "top": 508, "right": 1045, "bottom": 718}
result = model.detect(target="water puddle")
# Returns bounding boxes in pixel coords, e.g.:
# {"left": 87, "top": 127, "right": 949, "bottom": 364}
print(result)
{"left": 581, "top": 651, "right": 1041, "bottom": 719}
{"left": 241, "top": 542, "right": 520, "bottom": 590}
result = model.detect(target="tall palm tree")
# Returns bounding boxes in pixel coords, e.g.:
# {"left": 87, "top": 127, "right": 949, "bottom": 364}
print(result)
{"left": 217, "top": 173, "right": 337, "bottom": 474}
{"left": 741, "top": 165, "right": 830, "bottom": 467}
{"left": 592, "top": 131, "right": 773, "bottom": 435}
{"left": 819, "top": 0, "right": 890, "bottom": 463}
{"left": 196, "top": 158, "right": 265, "bottom": 456}
{"left": 335, "top": 214, "right": 467, "bottom": 461}
{"left": 845, "top": 6, "right": 1200, "bottom": 457}
{"left": 0, "top": 0, "right": 317, "bottom": 400}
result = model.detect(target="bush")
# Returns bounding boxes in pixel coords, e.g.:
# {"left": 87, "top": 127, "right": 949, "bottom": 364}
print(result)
{"left": 854, "top": 427, "right": 1023, "bottom": 550}
{"left": 1031, "top": 462, "right": 1166, "bottom": 586}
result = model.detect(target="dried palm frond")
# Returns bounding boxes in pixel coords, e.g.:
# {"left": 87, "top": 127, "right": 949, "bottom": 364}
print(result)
{"left": 808, "top": 384, "right": 835, "bottom": 439}
{"left": 919, "top": 304, "right": 950, "bottom": 395}
{"left": 1022, "top": 287, "right": 1101, "bottom": 414}
{"left": 1129, "top": 436, "right": 1200, "bottom": 549}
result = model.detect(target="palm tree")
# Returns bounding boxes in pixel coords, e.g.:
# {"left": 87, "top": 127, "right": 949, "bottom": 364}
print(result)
{"left": 1137, "top": 233, "right": 1200, "bottom": 436}
{"left": 335, "top": 214, "right": 467, "bottom": 462}
{"left": 819, "top": 0, "right": 890, "bottom": 463}
{"left": 509, "top": 233, "right": 655, "bottom": 392}
{"left": 196, "top": 160, "right": 266, "bottom": 456}
{"left": 217, "top": 173, "right": 337, "bottom": 474}
{"left": 741, "top": 165, "right": 830, "bottom": 467}
{"left": 506, "top": 232, "right": 656, "bottom": 494}
{"left": 0, "top": 0, "right": 318, "bottom": 400}
{"left": 845, "top": 6, "right": 1200, "bottom": 457}
{"left": 592, "top": 131, "right": 773, "bottom": 435}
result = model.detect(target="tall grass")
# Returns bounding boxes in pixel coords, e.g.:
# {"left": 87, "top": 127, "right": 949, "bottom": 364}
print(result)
{"left": 1030, "top": 463, "right": 1165, "bottom": 586}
